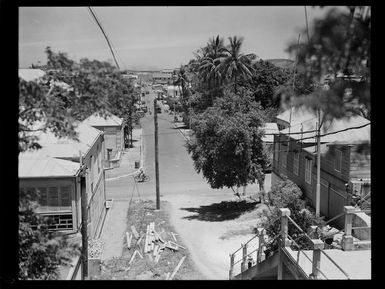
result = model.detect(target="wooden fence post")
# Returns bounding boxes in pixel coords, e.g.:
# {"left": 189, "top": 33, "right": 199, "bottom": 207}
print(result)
{"left": 241, "top": 243, "right": 248, "bottom": 272}
{"left": 310, "top": 239, "right": 324, "bottom": 279}
{"left": 229, "top": 253, "right": 235, "bottom": 279}
{"left": 278, "top": 208, "right": 291, "bottom": 280}
{"left": 280, "top": 208, "right": 291, "bottom": 247}
{"left": 257, "top": 228, "right": 266, "bottom": 263}
{"left": 342, "top": 206, "right": 356, "bottom": 251}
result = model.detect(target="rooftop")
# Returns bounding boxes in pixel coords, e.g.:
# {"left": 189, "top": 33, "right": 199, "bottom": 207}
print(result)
{"left": 19, "top": 154, "right": 80, "bottom": 178}
{"left": 262, "top": 122, "right": 279, "bottom": 143}
{"left": 278, "top": 107, "right": 370, "bottom": 145}
{"left": 18, "top": 68, "right": 45, "bottom": 81}
{"left": 82, "top": 112, "right": 123, "bottom": 127}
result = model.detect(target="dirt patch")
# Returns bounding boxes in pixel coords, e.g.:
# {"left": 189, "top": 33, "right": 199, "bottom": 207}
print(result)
{"left": 96, "top": 199, "right": 206, "bottom": 280}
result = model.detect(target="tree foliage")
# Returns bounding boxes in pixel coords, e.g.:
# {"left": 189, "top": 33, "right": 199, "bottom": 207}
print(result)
{"left": 260, "top": 179, "right": 324, "bottom": 255}
{"left": 187, "top": 91, "right": 268, "bottom": 192}
{"left": 285, "top": 6, "right": 370, "bottom": 120}
{"left": 19, "top": 47, "right": 137, "bottom": 152}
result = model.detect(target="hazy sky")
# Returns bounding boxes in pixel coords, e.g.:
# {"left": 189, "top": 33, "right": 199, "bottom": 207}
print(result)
{"left": 19, "top": 6, "right": 345, "bottom": 70}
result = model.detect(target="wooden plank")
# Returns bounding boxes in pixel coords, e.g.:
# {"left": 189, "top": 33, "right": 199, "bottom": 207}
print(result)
{"left": 131, "top": 225, "right": 140, "bottom": 239}
{"left": 170, "top": 241, "right": 186, "bottom": 250}
{"left": 137, "top": 250, "right": 143, "bottom": 259}
{"left": 153, "top": 245, "right": 159, "bottom": 257}
{"left": 126, "top": 232, "right": 132, "bottom": 249}
{"left": 155, "top": 251, "right": 161, "bottom": 263}
{"left": 136, "top": 234, "right": 144, "bottom": 246}
{"left": 171, "top": 232, "right": 177, "bottom": 242}
{"left": 169, "top": 256, "right": 186, "bottom": 280}
{"left": 148, "top": 254, "right": 153, "bottom": 262}
{"left": 129, "top": 250, "right": 138, "bottom": 264}
{"left": 165, "top": 272, "right": 170, "bottom": 280}
{"left": 144, "top": 225, "right": 149, "bottom": 253}
{"left": 166, "top": 242, "right": 179, "bottom": 251}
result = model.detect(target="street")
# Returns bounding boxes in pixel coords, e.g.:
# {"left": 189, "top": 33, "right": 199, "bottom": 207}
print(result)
{"left": 106, "top": 89, "right": 270, "bottom": 279}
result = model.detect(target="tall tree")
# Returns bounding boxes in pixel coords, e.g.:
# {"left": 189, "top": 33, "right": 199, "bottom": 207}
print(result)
{"left": 217, "top": 36, "right": 256, "bottom": 94}
{"left": 187, "top": 91, "right": 268, "bottom": 197}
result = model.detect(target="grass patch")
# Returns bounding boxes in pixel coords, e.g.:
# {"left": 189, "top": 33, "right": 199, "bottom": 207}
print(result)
{"left": 96, "top": 199, "right": 206, "bottom": 280}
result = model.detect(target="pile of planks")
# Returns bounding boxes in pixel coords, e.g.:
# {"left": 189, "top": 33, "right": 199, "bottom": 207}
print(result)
{"left": 125, "top": 222, "right": 186, "bottom": 279}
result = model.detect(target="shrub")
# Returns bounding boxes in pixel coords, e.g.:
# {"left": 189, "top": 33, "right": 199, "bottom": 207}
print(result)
{"left": 260, "top": 180, "right": 324, "bottom": 256}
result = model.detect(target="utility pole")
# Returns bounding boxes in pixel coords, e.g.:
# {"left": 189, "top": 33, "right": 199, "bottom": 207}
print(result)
{"left": 79, "top": 152, "right": 88, "bottom": 279}
{"left": 154, "top": 99, "right": 160, "bottom": 209}
{"left": 315, "top": 117, "right": 321, "bottom": 217}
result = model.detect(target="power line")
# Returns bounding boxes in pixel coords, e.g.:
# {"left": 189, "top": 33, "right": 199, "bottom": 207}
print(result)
{"left": 87, "top": 7, "right": 120, "bottom": 70}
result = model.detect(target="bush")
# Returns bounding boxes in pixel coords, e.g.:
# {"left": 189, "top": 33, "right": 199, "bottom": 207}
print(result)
{"left": 260, "top": 179, "right": 324, "bottom": 255}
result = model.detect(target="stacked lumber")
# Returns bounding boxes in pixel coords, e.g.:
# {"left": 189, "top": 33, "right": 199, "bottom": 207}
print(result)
{"left": 126, "top": 222, "right": 187, "bottom": 272}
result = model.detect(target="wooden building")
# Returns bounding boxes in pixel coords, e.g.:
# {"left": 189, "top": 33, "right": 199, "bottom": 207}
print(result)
{"left": 82, "top": 112, "right": 124, "bottom": 167}
{"left": 19, "top": 123, "right": 107, "bottom": 238}
{"left": 272, "top": 107, "right": 370, "bottom": 228}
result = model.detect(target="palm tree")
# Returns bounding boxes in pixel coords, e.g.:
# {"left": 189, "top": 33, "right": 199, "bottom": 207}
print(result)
{"left": 217, "top": 36, "right": 257, "bottom": 94}
{"left": 198, "top": 35, "right": 226, "bottom": 102}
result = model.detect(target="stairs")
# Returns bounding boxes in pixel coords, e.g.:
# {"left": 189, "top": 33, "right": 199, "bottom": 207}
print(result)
{"left": 232, "top": 251, "right": 279, "bottom": 280}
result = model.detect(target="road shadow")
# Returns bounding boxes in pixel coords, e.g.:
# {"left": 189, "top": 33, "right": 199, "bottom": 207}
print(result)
{"left": 180, "top": 200, "right": 260, "bottom": 222}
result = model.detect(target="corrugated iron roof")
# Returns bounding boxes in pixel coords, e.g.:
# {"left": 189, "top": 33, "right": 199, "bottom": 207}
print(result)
{"left": 262, "top": 123, "right": 279, "bottom": 143}
{"left": 19, "top": 69, "right": 45, "bottom": 81}
{"left": 25, "top": 122, "right": 102, "bottom": 159}
{"left": 19, "top": 153, "right": 80, "bottom": 178}
{"left": 82, "top": 112, "right": 123, "bottom": 127}
{"left": 278, "top": 107, "right": 370, "bottom": 145}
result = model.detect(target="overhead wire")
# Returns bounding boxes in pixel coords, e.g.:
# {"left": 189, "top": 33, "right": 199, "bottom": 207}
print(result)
{"left": 87, "top": 7, "right": 121, "bottom": 70}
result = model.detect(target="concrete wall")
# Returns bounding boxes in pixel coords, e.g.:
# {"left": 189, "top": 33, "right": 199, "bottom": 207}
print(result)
{"left": 352, "top": 212, "right": 371, "bottom": 240}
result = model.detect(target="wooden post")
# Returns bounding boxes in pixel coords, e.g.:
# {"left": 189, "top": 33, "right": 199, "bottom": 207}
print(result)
{"left": 154, "top": 99, "right": 160, "bottom": 210}
{"left": 280, "top": 208, "right": 291, "bottom": 247}
{"left": 229, "top": 253, "right": 235, "bottom": 280}
{"left": 278, "top": 208, "right": 290, "bottom": 280}
{"left": 310, "top": 239, "right": 324, "bottom": 279}
{"left": 257, "top": 228, "right": 266, "bottom": 263}
{"left": 342, "top": 206, "right": 356, "bottom": 251}
{"left": 241, "top": 243, "right": 248, "bottom": 272}
{"left": 80, "top": 177, "right": 88, "bottom": 279}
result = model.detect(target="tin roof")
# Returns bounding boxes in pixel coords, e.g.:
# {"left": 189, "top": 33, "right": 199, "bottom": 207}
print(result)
{"left": 26, "top": 122, "right": 102, "bottom": 159}
{"left": 82, "top": 112, "right": 123, "bottom": 127}
{"left": 19, "top": 154, "right": 80, "bottom": 178}
{"left": 19, "top": 69, "right": 45, "bottom": 81}
{"left": 278, "top": 107, "right": 370, "bottom": 145}
{"left": 262, "top": 123, "right": 279, "bottom": 143}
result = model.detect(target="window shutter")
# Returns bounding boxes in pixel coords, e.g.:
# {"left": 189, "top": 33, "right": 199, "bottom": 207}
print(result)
{"left": 48, "top": 187, "right": 59, "bottom": 208}
{"left": 60, "top": 185, "right": 71, "bottom": 208}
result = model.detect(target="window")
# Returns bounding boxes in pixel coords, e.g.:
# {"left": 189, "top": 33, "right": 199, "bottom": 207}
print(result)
{"left": 89, "top": 155, "right": 93, "bottom": 183}
{"left": 282, "top": 146, "right": 287, "bottom": 168}
{"left": 335, "top": 149, "right": 342, "bottom": 172}
{"left": 274, "top": 142, "right": 279, "bottom": 162}
{"left": 293, "top": 152, "right": 300, "bottom": 176}
{"left": 305, "top": 158, "right": 312, "bottom": 184}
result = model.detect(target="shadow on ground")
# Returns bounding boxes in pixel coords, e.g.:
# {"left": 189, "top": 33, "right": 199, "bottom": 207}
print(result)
{"left": 180, "top": 200, "right": 260, "bottom": 222}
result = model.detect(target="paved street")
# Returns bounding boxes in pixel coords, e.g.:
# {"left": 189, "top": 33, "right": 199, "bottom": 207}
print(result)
{"left": 105, "top": 89, "right": 270, "bottom": 279}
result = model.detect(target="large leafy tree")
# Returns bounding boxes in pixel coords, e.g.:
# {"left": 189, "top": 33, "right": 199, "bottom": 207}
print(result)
{"left": 19, "top": 47, "right": 136, "bottom": 152}
{"left": 187, "top": 91, "right": 268, "bottom": 196}
{"left": 217, "top": 36, "right": 257, "bottom": 94}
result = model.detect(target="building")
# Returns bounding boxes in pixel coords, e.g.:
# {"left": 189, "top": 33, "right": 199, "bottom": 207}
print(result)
{"left": 82, "top": 112, "right": 124, "bottom": 167}
{"left": 272, "top": 106, "right": 370, "bottom": 228}
{"left": 152, "top": 69, "right": 174, "bottom": 84}
{"left": 19, "top": 155, "right": 83, "bottom": 232}
{"left": 262, "top": 123, "right": 279, "bottom": 171}
{"left": 165, "top": 85, "right": 181, "bottom": 98}
{"left": 18, "top": 122, "right": 107, "bottom": 238}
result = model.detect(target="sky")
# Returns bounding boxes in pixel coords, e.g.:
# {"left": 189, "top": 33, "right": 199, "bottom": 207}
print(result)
{"left": 19, "top": 6, "right": 346, "bottom": 71}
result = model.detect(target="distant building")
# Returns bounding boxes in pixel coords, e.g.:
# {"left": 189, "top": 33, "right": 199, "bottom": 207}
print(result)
{"left": 152, "top": 69, "right": 174, "bottom": 84}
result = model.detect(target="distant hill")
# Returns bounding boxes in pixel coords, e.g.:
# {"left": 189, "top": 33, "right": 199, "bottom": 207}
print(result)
{"left": 265, "top": 59, "right": 295, "bottom": 70}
